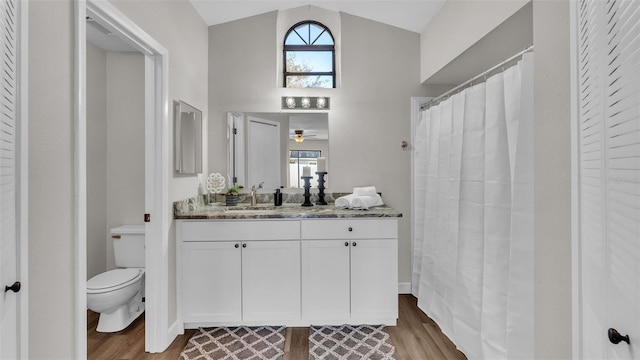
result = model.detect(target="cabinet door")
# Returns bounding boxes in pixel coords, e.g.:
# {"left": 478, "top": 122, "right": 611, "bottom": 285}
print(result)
{"left": 182, "top": 241, "right": 242, "bottom": 323}
{"left": 350, "top": 238, "right": 398, "bottom": 322}
{"left": 241, "top": 240, "right": 301, "bottom": 322}
{"left": 301, "top": 239, "right": 350, "bottom": 322}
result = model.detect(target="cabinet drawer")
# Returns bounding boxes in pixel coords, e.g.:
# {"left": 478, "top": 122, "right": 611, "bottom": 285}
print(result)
{"left": 180, "top": 220, "right": 300, "bottom": 241}
{"left": 301, "top": 219, "right": 397, "bottom": 240}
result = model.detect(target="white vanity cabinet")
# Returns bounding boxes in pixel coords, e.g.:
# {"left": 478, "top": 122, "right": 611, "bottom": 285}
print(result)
{"left": 178, "top": 220, "right": 301, "bottom": 328}
{"left": 301, "top": 219, "right": 398, "bottom": 325}
{"left": 177, "top": 215, "right": 399, "bottom": 328}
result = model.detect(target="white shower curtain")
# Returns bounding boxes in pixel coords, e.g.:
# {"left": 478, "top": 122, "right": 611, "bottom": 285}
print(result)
{"left": 413, "top": 53, "right": 534, "bottom": 359}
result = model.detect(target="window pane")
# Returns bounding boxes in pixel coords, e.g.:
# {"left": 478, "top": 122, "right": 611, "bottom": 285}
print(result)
{"left": 313, "top": 31, "right": 334, "bottom": 45}
{"left": 284, "top": 31, "right": 306, "bottom": 45}
{"left": 286, "top": 75, "right": 333, "bottom": 88}
{"left": 286, "top": 51, "right": 333, "bottom": 72}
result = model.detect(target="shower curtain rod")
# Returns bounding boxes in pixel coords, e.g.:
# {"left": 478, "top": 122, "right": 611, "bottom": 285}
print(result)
{"left": 420, "top": 45, "right": 534, "bottom": 111}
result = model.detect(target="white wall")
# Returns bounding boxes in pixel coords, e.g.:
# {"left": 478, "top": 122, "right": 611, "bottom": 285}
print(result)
{"left": 27, "top": 0, "right": 208, "bottom": 356}
{"left": 105, "top": 52, "right": 145, "bottom": 270}
{"left": 87, "top": 42, "right": 108, "bottom": 280}
{"left": 28, "top": 1, "right": 75, "bottom": 357}
{"left": 208, "top": 9, "right": 429, "bottom": 285}
{"left": 533, "top": 1, "right": 572, "bottom": 358}
{"left": 420, "top": 0, "right": 530, "bottom": 83}
{"left": 87, "top": 48, "right": 144, "bottom": 277}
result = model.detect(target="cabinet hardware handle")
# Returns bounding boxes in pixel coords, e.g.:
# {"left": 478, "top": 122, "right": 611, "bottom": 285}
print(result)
{"left": 352, "top": 242, "right": 357, "bottom": 247}
{"left": 345, "top": 241, "right": 349, "bottom": 247}
{"left": 112, "top": 235, "right": 121, "bottom": 239}
{"left": 4, "top": 281, "right": 20, "bottom": 293}
{"left": 242, "top": 243, "right": 247, "bottom": 248}
{"left": 348, "top": 227, "right": 353, "bottom": 232}
{"left": 234, "top": 243, "right": 239, "bottom": 248}
{"left": 608, "top": 328, "right": 630, "bottom": 345}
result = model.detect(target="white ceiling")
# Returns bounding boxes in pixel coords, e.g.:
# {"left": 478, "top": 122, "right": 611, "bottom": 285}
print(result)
{"left": 189, "top": 0, "right": 446, "bottom": 33}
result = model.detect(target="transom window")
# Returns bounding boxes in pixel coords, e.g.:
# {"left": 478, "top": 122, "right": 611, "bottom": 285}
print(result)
{"left": 284, "top": 21, "right": 335, "bottom": 88}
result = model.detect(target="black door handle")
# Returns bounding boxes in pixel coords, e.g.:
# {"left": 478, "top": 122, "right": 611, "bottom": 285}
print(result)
{"left": 608, "top": 328, "right": 630, "bottom": 345}
{"left": 5, "top": 281, "right": 20, "bottom": 293}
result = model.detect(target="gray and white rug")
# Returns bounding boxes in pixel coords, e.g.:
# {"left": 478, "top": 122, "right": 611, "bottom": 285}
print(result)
{"left": 179, "top": 326, "right": 286, "bottom": 360}
{"left": 309, "top": 325, "right": 396, "bottom": 360}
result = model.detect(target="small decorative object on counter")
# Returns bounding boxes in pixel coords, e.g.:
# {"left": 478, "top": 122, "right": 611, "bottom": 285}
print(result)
{"left": 207, "top": 172, "right": 226, "bottom": 203}
{"left": 225, "top": 184, "right": 243, "bottom": 206}
{"left": 316, "top": 172, "right": 328, "bottom": 205}
{"left": 301, "top": 176, "right": 313, "bottom": 207}
{"left": 274, "top": 188, "right": 283, "bottom": 206}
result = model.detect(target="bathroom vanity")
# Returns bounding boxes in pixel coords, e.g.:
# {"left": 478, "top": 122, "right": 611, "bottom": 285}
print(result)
{"left": 175, "top": 202, "right": 402, "bottom": 330}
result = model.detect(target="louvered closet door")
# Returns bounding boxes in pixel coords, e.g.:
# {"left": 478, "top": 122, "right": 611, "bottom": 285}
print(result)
{"left": 577, "top": 0, "right": 640, "bottom": 358}
{"left": 0, "top": 0, "right": 20, "bottom": 358}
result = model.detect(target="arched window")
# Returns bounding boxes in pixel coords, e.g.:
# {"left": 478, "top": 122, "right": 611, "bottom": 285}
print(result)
{"left": 284, "top": 21, "right": 335, "bottom": 88}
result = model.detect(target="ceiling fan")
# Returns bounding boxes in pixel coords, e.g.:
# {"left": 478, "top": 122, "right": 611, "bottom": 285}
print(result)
{"left": 291, "top": 129, "right": 317, "bottom": 143}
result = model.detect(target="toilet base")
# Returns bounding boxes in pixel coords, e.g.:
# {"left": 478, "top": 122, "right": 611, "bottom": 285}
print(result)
{"left": 96, "top": 291, "right": 145, "bottom": 333}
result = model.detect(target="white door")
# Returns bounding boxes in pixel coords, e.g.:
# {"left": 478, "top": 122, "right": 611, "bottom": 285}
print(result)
{"left": 301, "top": 239, "right": 350, "bottom": 321}
{"left": 576, "top": 0, "right": 640, "bottom": 358}
{"left": 182, "top": 242, "right": 242, "bottom": 324}
{"left": 247, "top": 117, "right": 280, "bottom": 189}
{"left": 0, "top": 0, "right": 22, "bottom": 357}
{"left": 350, "top": 239, "right": 397, "bottom": 322}
{"left": 242, "top": 240, "right": 300, "bottom": 322}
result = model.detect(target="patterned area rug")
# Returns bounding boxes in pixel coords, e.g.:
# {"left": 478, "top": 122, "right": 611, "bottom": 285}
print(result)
{"left": 179, "top": 326, "right": 286, "bottom": 360}
{"left": 309, "top": 325, "right": 397, "bottom": 360}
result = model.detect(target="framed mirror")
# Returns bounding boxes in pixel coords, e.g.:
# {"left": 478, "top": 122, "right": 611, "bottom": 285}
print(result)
{"left": 227, "top": 112, "right": 328, "bottom": 189}
{"left": 174, "top": 100, "right": 203, "bottom": 174}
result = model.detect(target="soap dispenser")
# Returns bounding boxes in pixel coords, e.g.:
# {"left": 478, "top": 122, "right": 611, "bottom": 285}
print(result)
{"left": 274, "top": 188, "right": 282, "bottom": 206}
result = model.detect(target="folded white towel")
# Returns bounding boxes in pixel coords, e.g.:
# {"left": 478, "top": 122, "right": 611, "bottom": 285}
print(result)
{"left": 335, "top": 194, "right": 358, "bottom": 209}
{"left": 350, "top": 194, "right": 384, "bottom": 210}
{"left": 353, "top": 186, "right": 378, "bottom": 196}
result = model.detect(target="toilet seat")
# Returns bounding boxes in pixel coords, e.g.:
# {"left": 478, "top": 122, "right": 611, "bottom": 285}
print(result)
{"left": 87, "top": 269, "right": 144, "bottom": 294}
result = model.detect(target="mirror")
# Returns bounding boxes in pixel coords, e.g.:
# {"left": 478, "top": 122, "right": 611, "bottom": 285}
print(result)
{"left": 227, "top": 112, "right": 328, "bottom": 189}
{"left": 174, "top": 100, "right": 203, "bottom": 174}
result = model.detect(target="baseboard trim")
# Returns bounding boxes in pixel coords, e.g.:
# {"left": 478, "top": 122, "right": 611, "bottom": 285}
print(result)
{"left": 398, "top": 282, "right": 411, "bottom": 294}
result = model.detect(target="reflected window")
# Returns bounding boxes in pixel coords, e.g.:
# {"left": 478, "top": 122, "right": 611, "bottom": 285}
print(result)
{"left": 284, "top": 21, "right": 335, "bottom": 88}
{"left": 289, "top": 150, "right": 322, "bottom": 187}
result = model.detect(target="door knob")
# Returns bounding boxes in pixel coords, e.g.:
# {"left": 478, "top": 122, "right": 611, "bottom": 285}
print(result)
{"left": 608, "top": 328, "right": 630, "bottom": 345}
{"left": 4, "top": 281, "right": 20, "bottom": 293}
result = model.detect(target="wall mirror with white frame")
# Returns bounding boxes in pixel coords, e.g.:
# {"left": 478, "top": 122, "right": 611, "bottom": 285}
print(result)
{"left": 227, "top": 112, "right": 329, "bottom": 190}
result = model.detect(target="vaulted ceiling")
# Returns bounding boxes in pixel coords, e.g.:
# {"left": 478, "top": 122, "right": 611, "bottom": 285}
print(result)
{"left": 189, "top": 1, "right": 446, "bottom": 33}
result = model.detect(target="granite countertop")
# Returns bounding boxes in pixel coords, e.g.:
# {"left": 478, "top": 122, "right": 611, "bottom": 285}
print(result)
{"left": 174, "top": 202, "right": 402, "bottom": 220}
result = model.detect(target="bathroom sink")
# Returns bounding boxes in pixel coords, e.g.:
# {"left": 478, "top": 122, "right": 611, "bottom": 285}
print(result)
{"left": 224, "top": 208, "right": 278, "bottom": 214}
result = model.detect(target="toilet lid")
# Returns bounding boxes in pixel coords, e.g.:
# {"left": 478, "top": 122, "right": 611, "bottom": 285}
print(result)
{"left": 87, "top": 269, "right": 143, "bottom": 291}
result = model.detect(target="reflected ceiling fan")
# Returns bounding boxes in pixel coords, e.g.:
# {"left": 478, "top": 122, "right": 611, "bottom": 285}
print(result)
{"left": 291, "top": 129, "right": 317, "bottom": 143}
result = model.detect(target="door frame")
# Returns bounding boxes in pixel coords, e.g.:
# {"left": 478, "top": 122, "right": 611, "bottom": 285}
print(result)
{"left": 569, "top": 0, "right": 582, "bottom": 358}
{"left": 75, "top": 0, "right": 172, "bottom": 355}
{"left": 16, "top": 0, "right": 29, "bottom": 357}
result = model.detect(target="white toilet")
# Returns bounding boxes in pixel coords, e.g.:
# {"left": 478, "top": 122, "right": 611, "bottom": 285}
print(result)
{"left": 87, "top": 225, "right": 145, "bottom": 332}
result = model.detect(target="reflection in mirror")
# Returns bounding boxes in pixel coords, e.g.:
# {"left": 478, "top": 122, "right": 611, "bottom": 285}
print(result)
{"left": 227, "top": 112, "right": 328, "bottom": 190}
{"left": 174, "top": 100, "right": 203, "bottom": 174}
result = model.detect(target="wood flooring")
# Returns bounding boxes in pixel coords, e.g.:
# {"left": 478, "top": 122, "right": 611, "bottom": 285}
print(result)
{"left": 87, "top": 294, "right": 467, "bottom": 360}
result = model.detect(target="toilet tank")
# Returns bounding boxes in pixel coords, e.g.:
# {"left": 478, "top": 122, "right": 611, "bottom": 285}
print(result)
{"left": 111, "top": 225, "right": 145, "bottom": 268}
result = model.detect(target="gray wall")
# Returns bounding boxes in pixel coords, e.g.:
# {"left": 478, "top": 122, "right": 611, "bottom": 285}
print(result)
{"left": 208, "top": 10, "right": 430, "bottom": 285}
{"left": 105, "top": 52, "right": 145, "bottom": 270}
{"left": 87, "top": 42, "right": 108, "bottom": 280}
{"left": 533, "top": 1, "right": 572, "bottom": 358}
{"left": 420, "top": 0, "right": 529, "bottom": 83}
{"left": 28, "top": 0, "right": 208, "bottom": 356}
{"left": 87, "top": 47, "right": 144, "bottom": 278}
{"left": 29, "top": 1, "right": 75, "bottom": 356}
